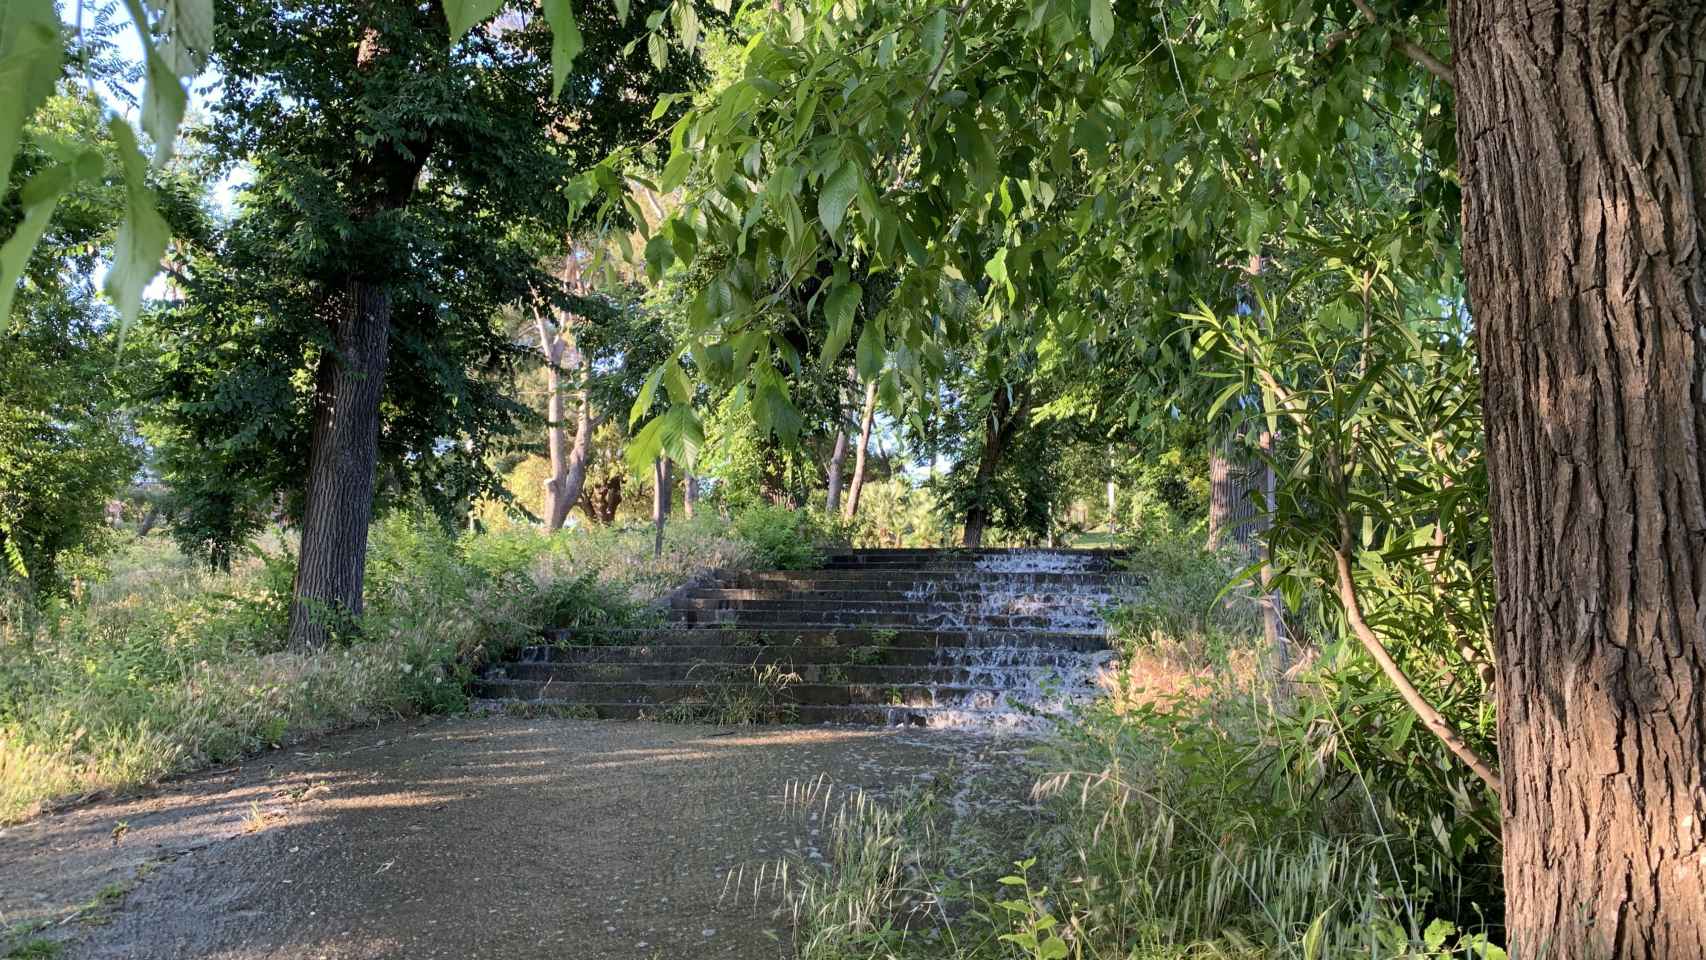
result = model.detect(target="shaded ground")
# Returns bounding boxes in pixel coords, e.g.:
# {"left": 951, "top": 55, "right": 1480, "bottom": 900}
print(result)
{"left": 1, "top": 715, "right": 1040, "bottom": 959}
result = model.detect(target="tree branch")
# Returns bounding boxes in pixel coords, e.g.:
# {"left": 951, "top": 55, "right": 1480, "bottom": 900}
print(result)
{"left": 1333, "top": 525, "right": 1502, "bottom": 796}
{"left": 1348, "top": 0, "right": 1455, "bottom": 87}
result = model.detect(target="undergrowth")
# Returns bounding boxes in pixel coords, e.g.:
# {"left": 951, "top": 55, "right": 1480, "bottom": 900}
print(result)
{"left": 764, "top": 527, "right": 1505, "bottom": 960}
{"left": 0, "top": 510, "right": 756, "bottom": 823}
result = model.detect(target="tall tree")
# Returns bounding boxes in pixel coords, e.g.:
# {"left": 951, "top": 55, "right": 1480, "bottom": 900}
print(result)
{"left": 1453, "top": 2, "right": 1706, "bottom": 952}
{"left": 161, "top": 0, "right": 695, "bottom": 644}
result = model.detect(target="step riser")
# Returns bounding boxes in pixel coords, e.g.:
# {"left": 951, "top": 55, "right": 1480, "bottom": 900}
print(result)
{"left": 517, "top": 644, "right": 1110, "bottom": 666}
{"left": 474, "top": 679, "right": 1095, "bottom": 709}
{"left": 674, "top": 594, "right": 1126, "bottom": 610}
{"left": 536, "top": 630, "right": 1108, "bottom": 650}
{"left": 483, "top": 548, "right": 1128, "bottom": 728}
{"left": 481, "top": 701, "right": 1070, "bottom": 728}
{"left": 494, "top": 662, "right": 1105, "bottom": 685}
{"left": 676, "top": 610, "right": 1108, "bottom": 632}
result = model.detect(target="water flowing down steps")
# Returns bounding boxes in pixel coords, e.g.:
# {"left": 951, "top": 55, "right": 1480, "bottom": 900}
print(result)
{"left": 475, "top": 548, "right": 1140, "bottom": 728}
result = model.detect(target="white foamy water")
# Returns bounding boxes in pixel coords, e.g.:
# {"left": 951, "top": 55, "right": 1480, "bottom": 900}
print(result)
{"left": 881, "top": 551, "right": 1132, "bottom": 732}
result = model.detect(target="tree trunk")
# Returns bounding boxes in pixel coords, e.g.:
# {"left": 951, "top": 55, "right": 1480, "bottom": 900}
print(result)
{"left": 1454, "top": 4, "right": 1706, "bottom": 954}
{"left": 288, "top": 280, "right": 392, "bottom": 648}
{"left": 826, "top": 429, "right": 849, "bottom": 514}
{"left": 581, "top": 473, "right": 622, "bottom": 525}
{"left": 1257, "top": 428, "right": 1288, "bottom": 683}
{"left": 844, "top": 380, "right": 879, "bottom": 518}
{"left": 963, "top": 386, "right": 1022, "bottom": 549}
{"left": 683, "top": 473, "right": 696, "bottom": 519}
{"left": 1208, "top": 432, "right": 1261, "bottom": 553}
{"left": 652, "top": 457, "right": 672, "bottom": 558}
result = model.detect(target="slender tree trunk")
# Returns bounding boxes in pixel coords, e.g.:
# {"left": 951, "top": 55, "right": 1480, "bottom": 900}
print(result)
{"left": 844, "top": 380, "right": 879, "bottom": 518}
{"left": 1454, "top": 4, "right": 1706, "bottom": 954}
{"left": 652, "top": 457, "right": 672, "bottom": 557}
{"left": 683, "top": 473, "right": 696, "bottom": 519}
{"left": 826, "top": 429, "right": 849, "bottom": 514}
{"left": 288, "top": 280, "right": 391, "bottom": 648}
{"left": 963, "top": 386, "right": 1021, "bottom": 549}
{"left": 1257, "top": 428, "right": 1288, "bottom": 683}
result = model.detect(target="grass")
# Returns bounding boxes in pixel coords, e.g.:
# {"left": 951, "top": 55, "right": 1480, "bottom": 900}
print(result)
{"left": 0, "top": 511, "right": 760, "bottom": 824}
{"left": 759, "top": 527, "right": 1506, "bottom": 960}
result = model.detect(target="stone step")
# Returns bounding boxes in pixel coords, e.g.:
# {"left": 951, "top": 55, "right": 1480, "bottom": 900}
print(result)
{"left": 670, "top": 596, "right": 1120, "bottom": 616}
{"left": 535, "top": 628, "right": 1111, "bottom": 651}
{"left": 674, "top": 608, "right": 1107, "bottom": 632}
{"left": 478, "top": 700, "right": 1060, "bottom": 726}
{"left": 472, "top": 678, "right": 1056, "bottom": 709}
{"left": 491, "top": 660, "right": 1103, "bottom": 686}
{"left": 677, "top": 589, "right": 1128, "bottom": 606}
{"left": 517, "top": 643, "right": 1109, "bottom": 667}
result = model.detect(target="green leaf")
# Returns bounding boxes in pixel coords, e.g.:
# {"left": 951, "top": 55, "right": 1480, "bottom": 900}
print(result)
{"left": 818, "top": 161, "right": 859, "bottom": 238}
{"left": 614, "top": 0, "right": 630, "bottom": 23}
{"left": 1089, "top": 0, "right": 1114, "bottom": 50}
{"left": 630, "top": 362, "right": 667, "bottom": 426}
{"left": 104, "top": 120, "right": 171, "bottom": 334}
{"left": 1039, "top": 936, "right": 1069, "bottom": 959}
{"left": 663, "top": 361, "right": 692, "bottom": 404}
{"left": 0, "top": 162, "right": 79, "bottom": 331}
{"left": 0, "top": 0, "right": 61, "bottom": 194}
{"left": 855, "top": 315, "right": 884, "bottom": 381}
{"left": 442, "top": 0, "right": 504, "bottom": 40}
{"left": 820, "top": 281, "right": 861, "bottom": 365}
{"left": 541, "top": 0, "right": 583, "bottom": 99}
{"left": 659, "top": 147, "right": 692, "bottom": 192}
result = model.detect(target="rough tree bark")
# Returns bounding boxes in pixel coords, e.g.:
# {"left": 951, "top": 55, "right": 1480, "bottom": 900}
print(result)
{"left": 285, "top": 23, "right": 431, "bottom": 649}
{"left": 288, "top": 281, "right": 393, "bottom": 646}
{"left": 844, "top": 380, "right": 879, "bottom": 518}
{"left": 1454, "top": 3, "right": 1706, "bottom": 954}
{"left": 1207, "top": 432, "right": 1261, "bottom": 553}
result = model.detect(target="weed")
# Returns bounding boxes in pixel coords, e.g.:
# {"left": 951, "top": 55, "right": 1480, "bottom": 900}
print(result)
{"left": 2, "top": 938, "right": 63, "bottom": 959}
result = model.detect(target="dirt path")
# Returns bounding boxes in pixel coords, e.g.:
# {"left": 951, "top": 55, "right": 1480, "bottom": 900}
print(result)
{"left": 0, "top": 716, "right": 1040, "bottom": 959}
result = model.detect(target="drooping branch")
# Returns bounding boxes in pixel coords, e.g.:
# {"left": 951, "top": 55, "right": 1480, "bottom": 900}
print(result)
{"left": 1348, "top": 0, "right": 1455, "bottom": 87}
{"left": 1333, "top": 526, "right": 1502, "bottom": 796}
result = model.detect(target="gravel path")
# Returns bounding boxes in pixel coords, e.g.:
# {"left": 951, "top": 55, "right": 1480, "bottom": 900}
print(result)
{"left": 0, "top": 716, "right": 1039, "bottom": 959}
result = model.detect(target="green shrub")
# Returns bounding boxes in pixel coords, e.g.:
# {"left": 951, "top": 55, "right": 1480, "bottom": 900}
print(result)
{"left": 734, "top": 504, "right": 852, "bottom": 569}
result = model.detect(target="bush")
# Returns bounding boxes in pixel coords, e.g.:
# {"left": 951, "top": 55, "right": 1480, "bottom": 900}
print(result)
{"left": 734, "top": 504, "right": 853, "bottom": 569}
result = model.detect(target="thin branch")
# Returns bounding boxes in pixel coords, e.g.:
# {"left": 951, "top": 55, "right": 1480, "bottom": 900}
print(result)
{"left": 1333, "top": 525, "right": 1502, "bottom": 797}
{"left": 1348, "top": 0, "right": 1455, "bottom": 87}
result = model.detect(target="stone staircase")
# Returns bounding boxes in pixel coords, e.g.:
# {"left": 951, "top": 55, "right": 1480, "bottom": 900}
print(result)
{"left": 474, "top": 548, "right": 1138, "bottom": 728}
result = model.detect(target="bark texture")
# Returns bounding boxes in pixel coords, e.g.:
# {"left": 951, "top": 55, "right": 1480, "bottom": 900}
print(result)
{"left": 288, "top": 281, "right": 392, "bottom": 647}
{"left": 1207, "top": 433, "right": 1262, "bottom": 553}
{"left": 844, "top": 380, "right": 879, "bottom": 518}
{"left": 1454, "top": 3, "right": 1706, "bottom": 954}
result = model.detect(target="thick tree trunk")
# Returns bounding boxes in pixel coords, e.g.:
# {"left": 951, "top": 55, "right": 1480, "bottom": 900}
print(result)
{"left": 581, "top": 473, "right": 622, "bottom": 525}
{"left": 288, "top": 280, "right": 392, "bottom": 647}
{"left": 1208, "top": 432, "right": 1261, "bottom": 553}
{"left": 844, "top": 380, "right": 879, "bottom": 518}
{"left": 1454, "top": 4, "right": 1706, "bottom": 954}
